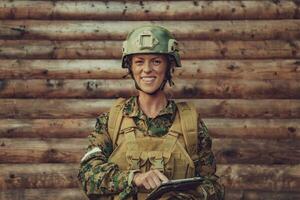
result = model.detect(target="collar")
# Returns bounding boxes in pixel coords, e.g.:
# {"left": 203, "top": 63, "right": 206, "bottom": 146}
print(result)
{"left": 122, "top": 96, "right": 176, "bottom": 119}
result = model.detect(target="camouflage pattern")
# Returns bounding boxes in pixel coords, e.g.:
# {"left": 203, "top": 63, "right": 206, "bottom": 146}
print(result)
{"left": 122, "top": 25, "right": 181, "bottom": 68}
{"left": 78, "top": 96, "right": 224, "bottom": 200}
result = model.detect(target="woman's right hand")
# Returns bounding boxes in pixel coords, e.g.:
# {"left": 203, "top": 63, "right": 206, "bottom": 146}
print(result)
{"left": 133, "top": 169, "right": 169, "bottom": 190}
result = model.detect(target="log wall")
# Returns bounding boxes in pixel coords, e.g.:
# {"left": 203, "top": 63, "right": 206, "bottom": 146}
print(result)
{"left": 0, "top": 1, "right": 299, "bottom": 200}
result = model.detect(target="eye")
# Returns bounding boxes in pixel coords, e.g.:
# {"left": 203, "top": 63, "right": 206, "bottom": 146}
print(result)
{"left": 134, "top": 60, "right": 144, "bottom": 66}
{"left": 153, "top": 59, "right": 162, "bottom": 65}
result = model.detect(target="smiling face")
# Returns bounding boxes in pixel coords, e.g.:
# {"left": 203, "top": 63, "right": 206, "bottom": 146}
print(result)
{"left": 131, "top": 54, "right": 168, "bottom": 94}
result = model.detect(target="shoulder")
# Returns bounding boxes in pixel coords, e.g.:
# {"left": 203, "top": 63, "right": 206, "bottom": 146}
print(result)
{"left": 95, "top": 112, "right": 109, "bottom": 133}
{"left": 94, "top": 97, "right": 134, "bottom": 133}
{"left": 175, "top": 101, "right": 198, "bottom": 121}
{"left": 175, "top": 101, "right": 197, "bottom": 111}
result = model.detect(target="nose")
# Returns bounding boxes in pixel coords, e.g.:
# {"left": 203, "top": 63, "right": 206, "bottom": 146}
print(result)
{"left": 143, "top": 61, "right": 152, "bottom": 73}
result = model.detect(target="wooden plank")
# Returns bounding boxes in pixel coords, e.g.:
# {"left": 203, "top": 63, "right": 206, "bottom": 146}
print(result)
{"left": 0, "top": 1, "right": 297, "bottom": 20}
{"left": 0, "top": 59, "right": 300, "bottom": 80}
{"left": 0, "top": 189, "right": 88, "bottom": 200}
{"left": 0, "top": 138, "right": 299, "bottom": 164}
{"left": 213, "top": 139, "right": 300, "bottom": 165}
{"left": 0, "top": 164, "right": 299, "bottom": 192}
{"left": 0, "top": 118, "right": 94, "bottom": 138}
{"left": 0, "top": 99, "right": 111, "bottom": 119}
{"left": 1, "top": 118, "right": 299, "bottom": 140}
{"left": 1, "top": 189, "right": 300, "bottom": 200}
{"left": 0, "top": 79, "right": 299, "bottom": 99}
{"left": 0, "top": 164, "right": 79, "bottom": 189}
{"left": 1, "top": 40, "right": 299, "bottom": 59}
{"left": 0, "top": 138, "right": 86, "bottom": 163}
{"left": 0, "top": 99, "right": 298, "bottom": 119}
{"left": 206, "top": 118, "right": 300, "bottom": 140}
{"left": 218, "top": 164, "right": 300, "bottom": 192}
{"left": 226, "top": 190, "right": 300, "bottom": 200}
{"left": 0, "top": 20, "right": 299, "bottom": 40}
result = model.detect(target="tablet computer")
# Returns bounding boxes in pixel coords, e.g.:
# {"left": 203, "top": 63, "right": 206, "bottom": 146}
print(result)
{"left": 146, "top": 177, "right": 204, "bottom": 200}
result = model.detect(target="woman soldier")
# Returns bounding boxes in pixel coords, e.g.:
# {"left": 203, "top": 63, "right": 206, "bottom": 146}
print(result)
{"left": 78, "top": 25, "right": 224, "bottom": 200}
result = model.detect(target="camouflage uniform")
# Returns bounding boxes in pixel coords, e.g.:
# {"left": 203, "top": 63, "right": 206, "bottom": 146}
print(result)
{"left": 78, "top": 96, "right": 224, "bottom": 199}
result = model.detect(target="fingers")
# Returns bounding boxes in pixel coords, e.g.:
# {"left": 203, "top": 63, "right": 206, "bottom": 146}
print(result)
{"left": 133, "top": 170, "right": 169, "bottom": 190}
{"left": 145, "top": 170, "right": 162, "bottom": 189}
{"left": 143, "top": 179, "right": 151, "bottom": 190}
{"left": 153, "top": 169, "right": 169, "bottom": 183}
{"left": 151, "top": 172, "right": 162, "bottom": 186}
{"left": 146, "top": 175, "right": 158, "bottom": 189}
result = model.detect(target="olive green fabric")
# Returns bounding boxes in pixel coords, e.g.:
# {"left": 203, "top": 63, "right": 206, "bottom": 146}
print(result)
{"left": 122, "top": 25, "right": 181, "bottom": 68}
{"left": 78, "top": 96, "right": 224, "bottom": 200}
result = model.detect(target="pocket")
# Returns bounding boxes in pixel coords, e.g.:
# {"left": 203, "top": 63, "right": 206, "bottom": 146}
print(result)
{"left": 164, "top": 156, "right": 174, "bottom": 179}
{"left": 172, "top": 142, "right": 195, "bottom": 179}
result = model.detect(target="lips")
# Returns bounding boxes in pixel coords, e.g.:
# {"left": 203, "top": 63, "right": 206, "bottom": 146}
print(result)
{"left": 141, "top": 76, "right": 156, "bottom": 83}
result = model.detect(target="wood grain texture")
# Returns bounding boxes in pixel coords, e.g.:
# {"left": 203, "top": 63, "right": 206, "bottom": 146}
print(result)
{"left": 1, "top": 40, "right": 299, "bottom": 59}
{"left": 1, "top": 20, "right": 299, "bottom": 40}
{"left": 0, "top": 1, "right": 298, "bottom": 20}
{"left": 225, "top": 190, "right": 300, "bottom": 200}
{"left": 0, "top": 138, "right": 299, "bottom": 164}
{"left": 0, "top": 164, "right": 299, "bottom": 192}
{"left": 0, "top": 164, "right": 79, "bottom": 190}
{"left": 0, "top": 189, "right": 88, "bottom": 200}
{"left": 0, "top": 118, "right": 94, "bottom": 138}
{"left": 0, "top": 118, "right": 299, "bottom": 139}
{"left": 0, "top": 59, "right": 299, "bottom": 80}
{"left": 0, "top": 0, "right": 299, "bottom": 198}
{"left": 218, "top": 164, "right": 300, "bottom": 192}
{"left": 213, "top": 139, "right": 300, "bottom": 165}
{"left": 1, "top": 189, "right": 300, "bottom": 200}
{"left": 0, "top": 99, "right": 299, "bottom": 119}
{"left": 1, "top": 79, "right": 299, "bottom": 99}
{"left": 0, "top": 138, "right": 86, "bottom": 163}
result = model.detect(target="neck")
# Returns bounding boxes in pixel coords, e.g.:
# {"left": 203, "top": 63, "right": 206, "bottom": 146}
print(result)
{"left": 137, "top": 91, "right": 168, "bottom": 118}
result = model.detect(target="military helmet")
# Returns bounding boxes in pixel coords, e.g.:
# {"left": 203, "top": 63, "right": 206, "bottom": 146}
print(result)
{"left": 121, "top": 25, "right": 181, "bottom": 68}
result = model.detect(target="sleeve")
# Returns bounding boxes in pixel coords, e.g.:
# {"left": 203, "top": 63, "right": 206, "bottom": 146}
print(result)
{"left": 77, "top": 112, "right": 137, "bottom": 200}
{"left": 193, "top": 117, "right": 225, "bottom": 200}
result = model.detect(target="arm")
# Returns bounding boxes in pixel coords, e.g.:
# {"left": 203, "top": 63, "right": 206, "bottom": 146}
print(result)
{"left": 194, "top": 118, "right": 225, "bottom": 200}
{"left": 77, "top": 112, "right": 137, "bottom": 200}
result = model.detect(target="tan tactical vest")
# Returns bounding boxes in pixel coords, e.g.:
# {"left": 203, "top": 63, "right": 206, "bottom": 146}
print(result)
{"left": 107, "top": 98, "right": 199, "bottom": 200}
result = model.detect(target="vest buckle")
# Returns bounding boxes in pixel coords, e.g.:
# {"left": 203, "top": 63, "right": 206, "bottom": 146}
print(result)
{"left": 126, "top": 151, "right": 141, "bottom": 170}
{"left": 122, "top": 127, "right": 135, "bottom": 134}
{"left": 149, "top": 151, "right": 164, "bottom": 172}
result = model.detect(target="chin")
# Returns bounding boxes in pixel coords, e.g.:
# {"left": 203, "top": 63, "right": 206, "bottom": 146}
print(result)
{"left": 138, "top": 86, "right": 160, "bottom": 94}
{"left": 140, "top": 88, "right": 157, "bottom": 94}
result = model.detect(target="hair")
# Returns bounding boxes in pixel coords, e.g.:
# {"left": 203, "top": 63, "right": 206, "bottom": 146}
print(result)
{"left": 123, "top": 54, "right": 175, "bottom": 88}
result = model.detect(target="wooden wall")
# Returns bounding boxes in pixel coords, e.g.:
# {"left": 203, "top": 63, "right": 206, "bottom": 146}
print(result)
{"left": 0, "top": 0, "right": 300, "bottom": 199}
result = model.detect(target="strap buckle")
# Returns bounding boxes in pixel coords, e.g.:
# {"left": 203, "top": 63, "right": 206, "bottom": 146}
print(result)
{"left": 126, "top": 151, "right": 141, "bottom": 170}
{"left": 148, "top": 151, "right": 164, "bottom": 172}
{"left": 122, "top": 127, "right": 135, "bottom": 134}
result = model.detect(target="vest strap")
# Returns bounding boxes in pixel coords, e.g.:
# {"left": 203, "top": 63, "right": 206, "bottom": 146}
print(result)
{"left": 108, "top": 98, "right": 127, "bottom": 148}
{"left": 176, "top": 102, "right": 199, "bottom": 162}
{"left": 125, "top": 131, "right": 139, "bottom": 151}
{"left": 162, "top": 131, "right": 178, "bottom": 154}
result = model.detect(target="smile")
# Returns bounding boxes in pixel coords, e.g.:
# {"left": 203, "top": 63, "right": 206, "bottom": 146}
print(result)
{"left": 141, "top": 77, "right": 156, "bottom": 83}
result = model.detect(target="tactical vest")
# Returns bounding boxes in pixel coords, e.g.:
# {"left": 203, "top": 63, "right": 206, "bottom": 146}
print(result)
{"left": 107, "top": 98, "right": 199, "bottom": 200}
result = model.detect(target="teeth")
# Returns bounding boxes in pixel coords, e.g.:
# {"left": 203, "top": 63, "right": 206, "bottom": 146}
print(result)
{"left": 142, "top": 77, "right": 155, "bottom": 82}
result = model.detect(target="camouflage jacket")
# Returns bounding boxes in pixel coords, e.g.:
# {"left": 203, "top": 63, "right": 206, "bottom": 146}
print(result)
{"left": 78, "top": 96, "right": 224, "bottom": 200}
